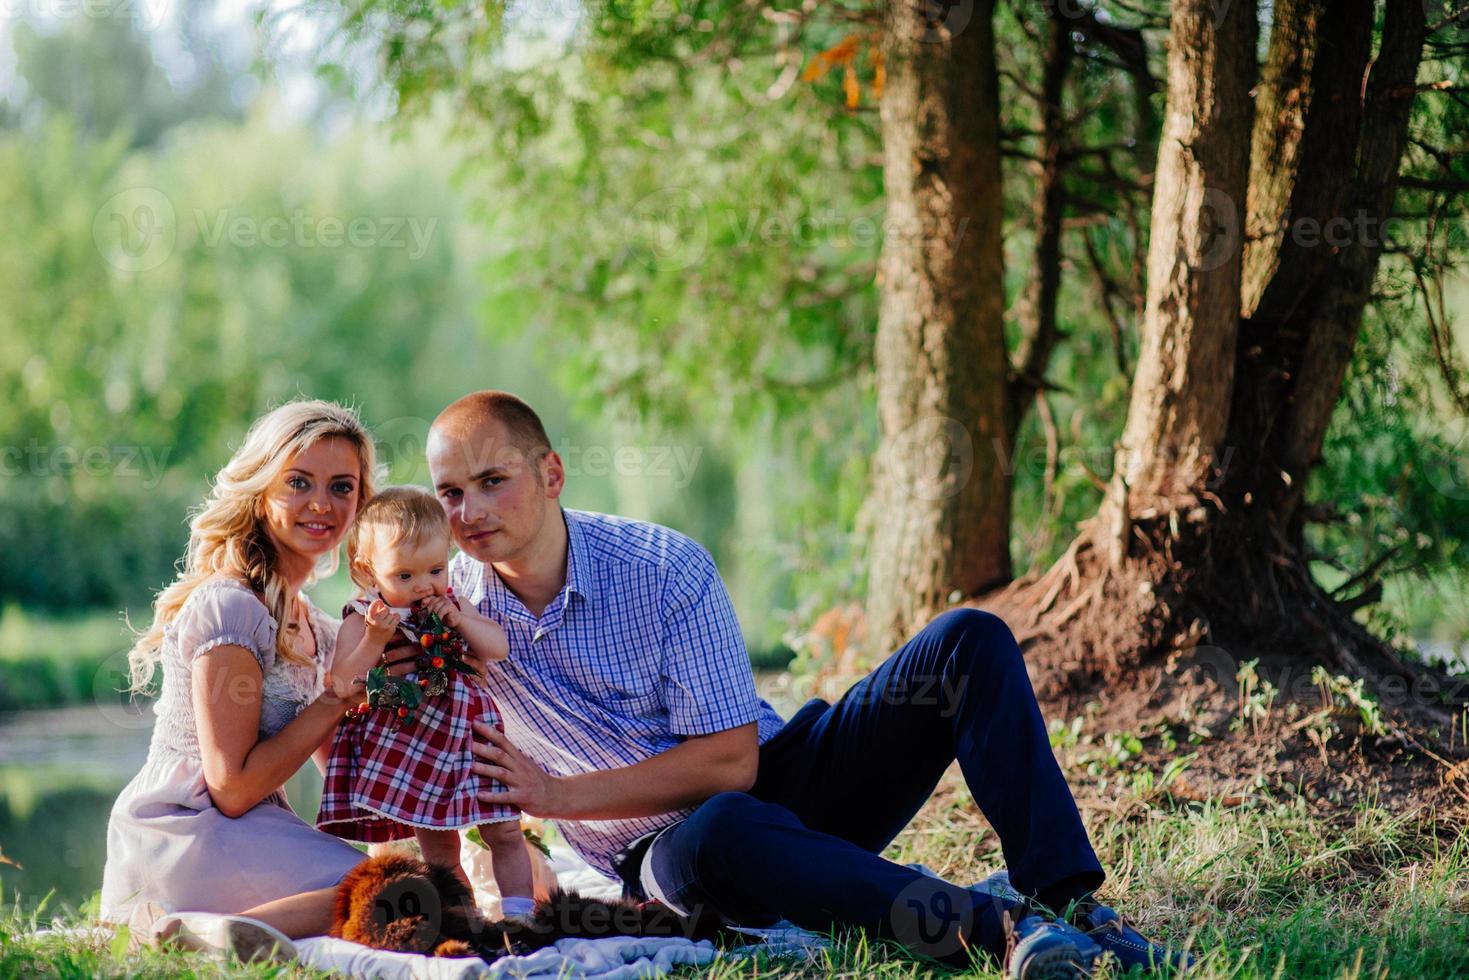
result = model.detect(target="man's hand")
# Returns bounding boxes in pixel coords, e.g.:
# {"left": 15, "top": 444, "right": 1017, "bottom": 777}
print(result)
{"left": 470, "top": 720, "right": 759, "bottom": 822}
{"left": 471, "top": 720, "right": 566, "bottom": 816}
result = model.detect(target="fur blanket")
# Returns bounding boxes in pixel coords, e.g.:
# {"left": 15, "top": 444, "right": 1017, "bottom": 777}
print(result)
{"left": 330, "top": 852, "right": 730, "bottom": 964}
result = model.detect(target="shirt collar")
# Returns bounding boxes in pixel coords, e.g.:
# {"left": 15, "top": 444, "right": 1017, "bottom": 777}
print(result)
{"left": 467, "top": 507, "right": 595, "bottom": 613}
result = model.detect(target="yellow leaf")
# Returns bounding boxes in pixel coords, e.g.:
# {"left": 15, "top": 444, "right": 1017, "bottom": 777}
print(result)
{"left": 801, "top": 33, "right": 863, "bottom": 83}
{"left": 872, "top": 48, "right": 886, "bottom": 100}
{"left": 844, "top": 63, "right": 860, "bottom": 109}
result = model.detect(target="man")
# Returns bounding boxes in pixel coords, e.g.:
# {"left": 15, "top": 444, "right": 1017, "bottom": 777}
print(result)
{"left": 429, "top": 390, "right": 1191, "bottom": 976}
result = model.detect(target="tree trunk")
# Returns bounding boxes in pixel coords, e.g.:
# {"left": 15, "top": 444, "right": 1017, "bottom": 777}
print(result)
{"left": 1275, "top": 0, "right": 1428, "bottom": 535}
{"left": 1102, "top": 0, "right": 1257, "bottom": 555}
{"left": 993, "top": 0, "right": 1439, "bottom": 707}
{"left": 1009, "top": 4, "right": 1073, "bottom": 441}
{"left": 867, "top": 0, "right": 1011, "bottom": 654}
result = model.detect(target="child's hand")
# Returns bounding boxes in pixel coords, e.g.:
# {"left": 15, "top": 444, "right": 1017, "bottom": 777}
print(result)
{"left": 363, "top": 599, "right": 402, "bottom": 644}
{"left": 420, "top": 594, "right": 463, "bottom": 628}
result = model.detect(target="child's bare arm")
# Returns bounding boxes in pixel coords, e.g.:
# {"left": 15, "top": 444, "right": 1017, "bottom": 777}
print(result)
{"left": 421, "top": 594, "right": 509, "bottom": 661}
{"left": 313, "top": 604, "right": 401, "bottom": 772}
{"left": 331, "top": 602, "right": 402, "bottom": 686}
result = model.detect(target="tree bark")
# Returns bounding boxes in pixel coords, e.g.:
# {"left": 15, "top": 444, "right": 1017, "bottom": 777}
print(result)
{"left": 1104, "top": 0, "right": 1257, "bottom": 556}
{"left": 1010, "top": 4, "right": 1073, "bottom": 442}
{"left": 1276, "top": 0, "right": 1428, "bottom": 530}
{"left": 867, "top": 0, "right": 1011, "bottom": 653}
{"left": 1242, "top": 0, "right": 1376, "bottom": 326}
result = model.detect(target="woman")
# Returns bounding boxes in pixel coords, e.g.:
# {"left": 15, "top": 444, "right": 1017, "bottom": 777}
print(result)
{"left": 99, "top": 399, "right": 464, "bottom": 956}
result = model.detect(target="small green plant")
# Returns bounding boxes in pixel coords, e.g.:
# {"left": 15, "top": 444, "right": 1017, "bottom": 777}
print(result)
{"left": 1311, "top": 666, "right": 1388, "bottom": 736}
{"left": 1233, "top": 658, "right": 1280, "bottom": 735}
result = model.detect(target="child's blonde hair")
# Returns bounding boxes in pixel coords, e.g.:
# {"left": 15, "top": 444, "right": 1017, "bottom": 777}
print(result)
{"left": 346, "top": 486, "right": 451, "bottom": 592}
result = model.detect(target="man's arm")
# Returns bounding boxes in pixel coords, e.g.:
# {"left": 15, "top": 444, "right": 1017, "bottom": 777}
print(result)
{"left": 471, "top": 720, "right": 758, "bottom": 820}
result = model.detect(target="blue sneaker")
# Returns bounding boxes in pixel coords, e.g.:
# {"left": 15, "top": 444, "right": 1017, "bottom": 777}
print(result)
{"left": 975, "top": 870, "right": 1195, "bottom": 975}
{"left": 1072, "top": 902, "right": 1197, "bottom": 974}
{"left": 1006, "top": 915, "right": 1102, "bottom": 979}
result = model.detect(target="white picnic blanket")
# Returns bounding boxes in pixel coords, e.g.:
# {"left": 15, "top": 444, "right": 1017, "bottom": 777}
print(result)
{"left": 295, "top": 933, "right": 721, "bottom": 979}
{"left": 36, "top": 842, "right": 892, "bottom": 977}
{"left": 292, "top": 842, "right": 827, "bottom": 978}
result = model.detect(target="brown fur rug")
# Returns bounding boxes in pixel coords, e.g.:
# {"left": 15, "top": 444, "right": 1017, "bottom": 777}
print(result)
{"left": 330, "top": 852, "right": 728, "bottom": 962}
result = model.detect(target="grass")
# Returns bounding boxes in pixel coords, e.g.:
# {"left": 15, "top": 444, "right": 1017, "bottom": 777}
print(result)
{"left": 4, "top": 776, "right": 1466, "bottom": 979}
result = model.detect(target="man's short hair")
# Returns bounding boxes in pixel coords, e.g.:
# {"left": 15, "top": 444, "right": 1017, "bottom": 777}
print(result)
{"left": 433, "top": 390, "right": 553, "bottom": 468}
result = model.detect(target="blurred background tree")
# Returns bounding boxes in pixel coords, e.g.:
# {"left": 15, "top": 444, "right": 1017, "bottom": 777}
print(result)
{"left": 1, "top": 0, "right": 1467, "bottom": 675}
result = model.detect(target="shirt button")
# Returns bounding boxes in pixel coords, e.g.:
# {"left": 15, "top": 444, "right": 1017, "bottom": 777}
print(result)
{"left": 533, "top": 629, "right": 545, "bottom": 642}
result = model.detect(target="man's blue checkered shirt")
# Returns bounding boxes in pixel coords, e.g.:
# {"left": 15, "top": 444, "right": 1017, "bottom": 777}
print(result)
{"left": 451, "top": 508, "right": 786, "bottom": 879}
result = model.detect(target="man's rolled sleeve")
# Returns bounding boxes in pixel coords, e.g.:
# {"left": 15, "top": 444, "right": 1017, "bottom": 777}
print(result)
{"left": 658, "top": 546, "right": 760, "bottom": 736}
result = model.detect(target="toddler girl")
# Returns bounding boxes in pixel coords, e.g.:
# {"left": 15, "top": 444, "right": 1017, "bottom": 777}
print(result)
{"left": 317, "top": 485, "right": 534, "bottom": 918}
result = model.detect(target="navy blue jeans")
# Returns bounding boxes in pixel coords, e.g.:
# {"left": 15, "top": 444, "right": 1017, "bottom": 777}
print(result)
{"left": 638, "top": 609, "right": 1104, "bottom": 962}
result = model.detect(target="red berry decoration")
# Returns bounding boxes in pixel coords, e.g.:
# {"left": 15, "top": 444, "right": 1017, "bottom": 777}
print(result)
{"left": 418, "top": 677, "right": 429, "bottom": 687}
{"left": 431, "top": 656, "right": 445, "bottom": 669}
{"left": 420, "top": 634, "right": 434, "bottom": 648}
{"left": 397, "top": 706, "right": 409, "bottom": 718}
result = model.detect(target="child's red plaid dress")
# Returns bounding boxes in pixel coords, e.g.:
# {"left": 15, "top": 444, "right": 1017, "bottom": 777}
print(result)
{"left": 316, "top": 600, "right": 519, "bottom": 842}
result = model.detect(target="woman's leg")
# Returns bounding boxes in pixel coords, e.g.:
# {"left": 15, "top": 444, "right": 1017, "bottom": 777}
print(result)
{"left": 236, "top": 885, "right": 339, "bottom": 939}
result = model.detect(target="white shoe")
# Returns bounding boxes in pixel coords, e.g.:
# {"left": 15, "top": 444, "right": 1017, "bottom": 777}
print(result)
{"left": 152, "top": 912, "right": 299, "bottom": 964}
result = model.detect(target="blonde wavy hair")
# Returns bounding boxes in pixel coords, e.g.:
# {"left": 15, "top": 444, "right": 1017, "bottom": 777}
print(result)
{"left": 128, "top": 399, "right": 379, "bottom": 692}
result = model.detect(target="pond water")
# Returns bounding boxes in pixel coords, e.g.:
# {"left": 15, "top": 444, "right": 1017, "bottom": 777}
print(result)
{"left": 0, "top": 704, "right": 328, "bottom": 918}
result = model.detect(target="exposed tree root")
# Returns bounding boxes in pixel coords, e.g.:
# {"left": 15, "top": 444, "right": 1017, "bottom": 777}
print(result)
{"left": 977, "top": 493, "right": 1469, "bottom": 815}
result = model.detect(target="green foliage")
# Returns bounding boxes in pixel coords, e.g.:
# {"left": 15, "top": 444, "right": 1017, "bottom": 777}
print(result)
{"left": 4, "top": 0, "right": 1469, "bottom": 659}
{"left": 0, "top": 606, "right": 129, "bottom": 711}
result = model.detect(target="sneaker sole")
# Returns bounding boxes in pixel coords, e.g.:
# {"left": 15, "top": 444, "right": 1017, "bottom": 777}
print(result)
{"left": 1018, "top": 945, "right": 1094, "bottom": 979}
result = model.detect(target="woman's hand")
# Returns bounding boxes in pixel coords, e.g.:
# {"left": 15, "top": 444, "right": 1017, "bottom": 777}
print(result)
{"left": 470, "top": 721, "right": 566, "bottom": 817}
{"left": 325, "top": 666, "right": 365, "bottom": 702}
